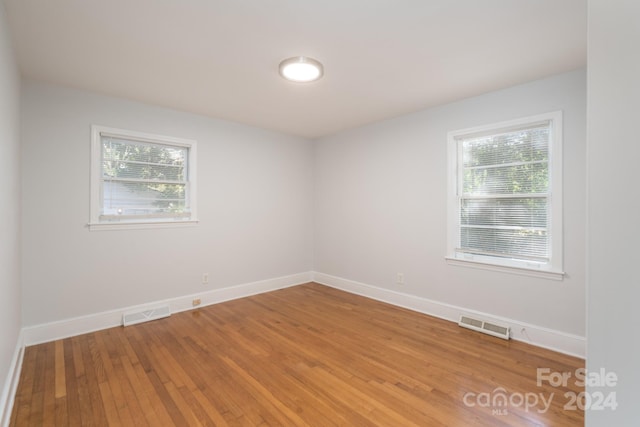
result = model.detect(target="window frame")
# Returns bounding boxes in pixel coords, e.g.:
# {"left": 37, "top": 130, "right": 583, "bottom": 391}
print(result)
{"left": 446, "top": 112, "right": 564, "bottom": 280}
{"left": 89, "top": 125, "right": 198, "bottom": 231}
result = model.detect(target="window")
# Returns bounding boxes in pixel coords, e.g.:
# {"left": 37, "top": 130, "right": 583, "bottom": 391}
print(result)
{"left": 90, "top": 126, "right": 197, "bottom": 230}
{"left": 446, "top": 112, "right": 563, "bottom": 279}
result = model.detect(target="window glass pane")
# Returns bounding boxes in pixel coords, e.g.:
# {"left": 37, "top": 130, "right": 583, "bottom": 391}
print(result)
{"left": 102, "top": 138, "right": 186, "bottom": 165}
{"left": 102, "top": 160, "right": 185, "bottom": 182}
{"left": 102, "top": 138, "right": 186, "bottom": 181}
{"left": 462, "top": 127, "right": 549, "bottom": 167}
{"left": 460, "top": 198, "right": 547, "bottom": 228}
{"left": 460, "top": 227, "right": 548, "bottom": 259}
{"left": 102, "top": 181, "right": 186, "bottom": 216}
{"left": 462, "top": 162, "right": 548, "bottom": 195}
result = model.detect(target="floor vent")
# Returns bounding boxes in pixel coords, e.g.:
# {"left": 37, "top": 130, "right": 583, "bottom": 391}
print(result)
{"left": 123, "top": 305, "right": 171, "bottom": 327}
{"left": 459, "top": 315, "right": 510, "bottom": 340}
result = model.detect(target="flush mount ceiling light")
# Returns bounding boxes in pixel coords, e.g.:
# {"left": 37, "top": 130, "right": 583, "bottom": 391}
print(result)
{"left": 279, "top": 56, "right": 324, "bottom": 83}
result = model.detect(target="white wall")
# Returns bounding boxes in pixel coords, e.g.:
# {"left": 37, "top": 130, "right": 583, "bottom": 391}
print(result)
{"left": 20, "top": 81, "right": 314, "bottom": 326}
{"left": 314, "top": 69, "right": 586, "bottom": 339}
{"left": 587, "top": 1, "right": 640, "bottom": 425}
{"left": 0, "top": 1, "right": 22, "bottom": 422}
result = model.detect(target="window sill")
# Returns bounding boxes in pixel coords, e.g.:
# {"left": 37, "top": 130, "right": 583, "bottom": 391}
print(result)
{"left": 445, "top": 257, "right": 565, "bottom": 281}
{"left": 88, "top": 220, "right": 199, "bottom": 231}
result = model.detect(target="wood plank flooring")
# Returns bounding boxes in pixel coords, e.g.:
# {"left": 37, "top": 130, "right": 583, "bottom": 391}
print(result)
{"left": 10, "top": 283, "right": 584, "bottom": 426}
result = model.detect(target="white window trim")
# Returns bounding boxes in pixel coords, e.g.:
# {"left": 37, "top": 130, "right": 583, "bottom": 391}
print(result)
{"left": 89, "top": 125, "right": 198, "bottom": 231}
{"left": 445, "top": 112, "right": 564, "bottom": 280}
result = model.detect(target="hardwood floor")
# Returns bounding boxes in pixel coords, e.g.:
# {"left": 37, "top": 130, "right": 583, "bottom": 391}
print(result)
{"left": 10, "top": 283, "right": 584, "bottom": 426}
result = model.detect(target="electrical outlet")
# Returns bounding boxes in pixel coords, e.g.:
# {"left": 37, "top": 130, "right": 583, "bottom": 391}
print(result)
{"left": 396, "top": 273, "right": 404, "bottom": 285}
{"left": 192, "top": 298, "right": 201, "bottom": 307}
{"left": 202, "top": 273, "right": 209, "bottom": 284}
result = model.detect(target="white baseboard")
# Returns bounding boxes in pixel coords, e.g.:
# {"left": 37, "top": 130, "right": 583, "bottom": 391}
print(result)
{"left": 312, "top": 272, "right": 585, "bottom": 358}
{"left": 22, "top": 272, "right": 313, "bottom": 346}
{"left": 1, "top": 330, "right": 24, "bottom": 427}
{"left": 20, "top": 270, "right": 585, "bottom": 358}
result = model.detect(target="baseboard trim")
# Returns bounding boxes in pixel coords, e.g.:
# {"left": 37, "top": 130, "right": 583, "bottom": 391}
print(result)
{"left": 20, "top": 270, "right": 585, "bottom": 358}
{"left": 22, "top": 272, "right": 313, "bottom": 346}
{"left": 0, "top": 330, "right": 24, "bottom": 427}
{"left": 312, "top": 272, "right": 585, "bottom": 358}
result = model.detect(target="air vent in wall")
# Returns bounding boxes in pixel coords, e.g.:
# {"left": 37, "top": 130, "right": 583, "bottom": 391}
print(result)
{"left": 459, "top": 315, "right": 510, "bottom": 340}
{"left": 123, "top": 305, "right": 171, "bottom": 327}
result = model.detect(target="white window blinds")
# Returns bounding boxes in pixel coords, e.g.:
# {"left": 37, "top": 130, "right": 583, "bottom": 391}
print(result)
{"left": 457, "top": 123, "right": 551, "bottom": 262}
{"left": 101, "top": 136, "right": 190, "bottom": 220}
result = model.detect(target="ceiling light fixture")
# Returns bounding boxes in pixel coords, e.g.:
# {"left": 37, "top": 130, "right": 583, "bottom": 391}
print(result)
{"left": 279, "top": 56, "right": 324, "bottom": 83}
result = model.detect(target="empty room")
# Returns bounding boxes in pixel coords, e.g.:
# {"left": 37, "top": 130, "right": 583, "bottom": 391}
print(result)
{"left": 0, "top": 1, "right": 637, "bottom": 426}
